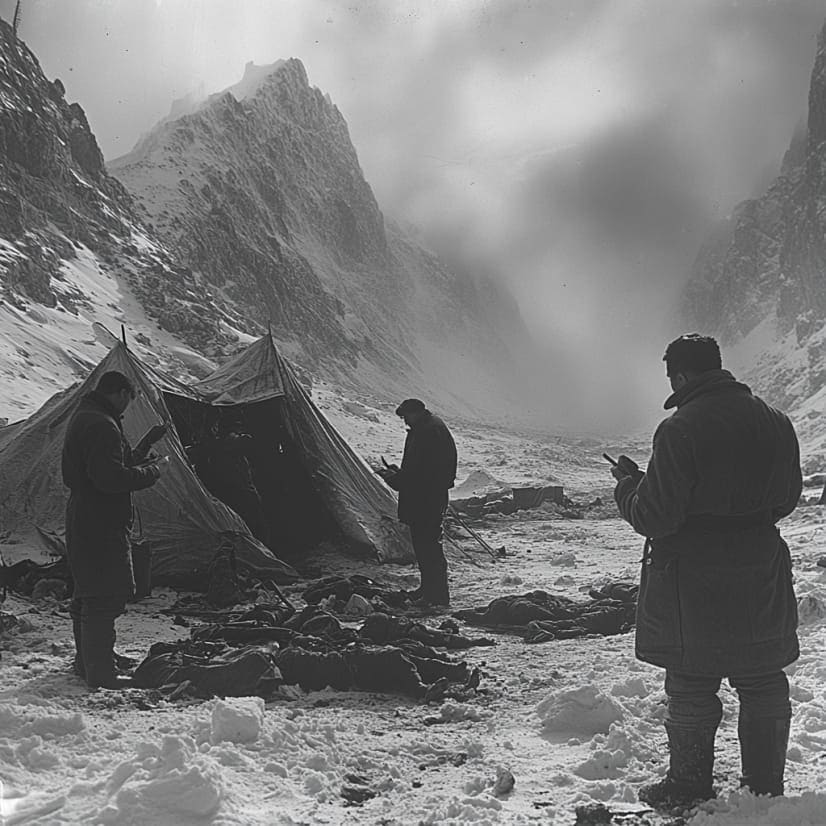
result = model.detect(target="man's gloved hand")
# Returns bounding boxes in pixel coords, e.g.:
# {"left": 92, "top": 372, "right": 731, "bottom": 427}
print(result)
{"left": 147, "top": 455, "right": 170, "bottom": 479}
{"left": 375, "top": 464, "right": 399, "bottom": 481}
{"left": 610, "top": 455, "right": 644, "bottom": 483}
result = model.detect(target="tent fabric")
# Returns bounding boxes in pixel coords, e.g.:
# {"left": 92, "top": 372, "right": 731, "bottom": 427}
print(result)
{"left": 0, "top": 344, "right": 298, "bottom": 586}
{"left": 193, "top": 336, "right": 285, "bottom": 404}
{"left": 0, "top": 334, "right": 413, "bottom": 575}
{"left": 193, "top": 335, "right": 414, "bottom": 564}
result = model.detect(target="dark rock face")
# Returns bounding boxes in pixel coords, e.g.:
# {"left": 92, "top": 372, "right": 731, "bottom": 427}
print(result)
{"left": 111, "top": 58, "right": 533, "bottom": 408}
{"left": 1, "top": 22, "right": 533, "bottom": 413}
{"left": 681, "top": 19, "right": 826, "bottom": 405}
{"left": 807, "top": 23, "right": 826, "bottom": 151}
{"left": 110, "top": 59, "right": 389, "bottom": 366}
{"left": 0, "top": 17, "right": 237, "bottom": 354}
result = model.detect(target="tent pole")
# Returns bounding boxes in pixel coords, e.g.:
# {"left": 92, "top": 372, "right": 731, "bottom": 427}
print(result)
{"left": 121, "top": 324, "right": 127, "bottom": 347}
{"left": 447, "top": 505, "right": 499, "bottom": 560}
{"left": 444, "top": 533, "right": 483, "bottom": 568}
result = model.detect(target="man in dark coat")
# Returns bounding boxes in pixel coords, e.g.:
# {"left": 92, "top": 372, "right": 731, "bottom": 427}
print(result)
{"left": 379, "top": 399, "right": 457, "bottom": 606}
{"left": 612, "top": 334, "right": 801, "bottom": 807}
{"left": 62, "top": 370, "right": 168, "bottom": 688}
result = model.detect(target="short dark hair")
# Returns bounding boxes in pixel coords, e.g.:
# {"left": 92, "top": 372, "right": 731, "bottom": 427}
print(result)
{"left": 663, "top": 334, "right": 722, "bottom": 377}
{"left": 395, "top": 398, "right": 426, "bottom": 417}
{"left": 96, "top": 371, "right": 134, "bottom": 396}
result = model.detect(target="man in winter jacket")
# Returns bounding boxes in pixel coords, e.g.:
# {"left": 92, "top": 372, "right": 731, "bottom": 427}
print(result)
{"left": 62, "top": 370, "right": 168, "bottom": 688}
{"left": 612, "top": 334, "right": 801, "bottom": 807}
{"left": 379, "top": 399, "right": 457, "bottom": 606}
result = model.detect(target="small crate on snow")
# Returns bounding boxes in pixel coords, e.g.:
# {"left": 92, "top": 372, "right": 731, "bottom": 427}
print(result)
{"left": 511, "top": 486, "right": 565, "bottom": 511}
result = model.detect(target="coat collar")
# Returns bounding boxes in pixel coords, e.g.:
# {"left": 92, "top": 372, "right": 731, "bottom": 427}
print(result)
{"left": 408, "top": 410, "right": 433, "bottom": 430}
{"left": 663, "top": 368, "right": 751, "bottom": 410}
{"left": 84, "top": 390, "right": 124, "bottom": 426}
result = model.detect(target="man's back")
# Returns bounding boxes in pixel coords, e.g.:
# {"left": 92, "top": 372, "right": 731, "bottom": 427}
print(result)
{"left": 612, "top": 336, "right": 799, "bottom": 805}
{"left": 663, "top": 374, "right": 801, "bottom": 521}
{"left": 624, "top": 371, "right": 802, "bottom": 540}
{"left": 63, "top": 394, "right": 123, "bottom": 491}
{"left": 401, "top": 412, "right": 457, "bottom": 493}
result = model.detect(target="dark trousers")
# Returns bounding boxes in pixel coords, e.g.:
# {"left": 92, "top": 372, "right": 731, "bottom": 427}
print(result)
{"left": 665, "top": 669, "right": 791, "bottom": 728}
{"left": 409, "top": 512, "right": 449, "bottom": 602}
{"left": 664, "top": 669, "right": 792, "bottom": 795}
{"left": 69, "top": 595, "right": 127, "bottom": 686}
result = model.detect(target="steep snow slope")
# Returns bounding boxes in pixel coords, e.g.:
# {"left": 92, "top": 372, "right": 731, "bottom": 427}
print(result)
{"left": 0, "top": 17, "right": 258, "bottom": 419}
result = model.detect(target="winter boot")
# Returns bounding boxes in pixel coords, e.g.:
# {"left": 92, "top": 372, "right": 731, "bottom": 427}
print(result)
{"left": 81, "top": 617, "right": 131, "bottom": 689}
{"left": 738, "top": 715, "right": 790, "bottom": 796}
{"left": 416, "top": 586, "right": 449, "bottom": 607}
{"left": 639, "top": 722, "right": 717, "bottom": 809}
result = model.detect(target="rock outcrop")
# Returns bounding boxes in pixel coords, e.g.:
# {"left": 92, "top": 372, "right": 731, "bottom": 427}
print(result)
{"left": 110, "top": 59, "right": 535, "bottom": 413}
{"left": 681, "top": 19, "right": 826, "bottom": 420}
{"left": 0, "top": 17, "right": 243, "bottom": 356}
{"left": 0, "top": 18, "right": 537, "bottom": 419}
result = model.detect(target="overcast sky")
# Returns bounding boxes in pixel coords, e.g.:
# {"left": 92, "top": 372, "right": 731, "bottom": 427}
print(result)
{"left": 3, "top": 0, "right": 825, "bottom": 428}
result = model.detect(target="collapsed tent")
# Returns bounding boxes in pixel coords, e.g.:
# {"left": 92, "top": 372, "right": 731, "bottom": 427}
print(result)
{"left": 0, "top": 333, "right": 413, "bottom": 589}
{"left": 0, "top": 342, "right": 297, "bottom": 587}
{"left": 186, "top": 333, "right": 413, "bottom": 564}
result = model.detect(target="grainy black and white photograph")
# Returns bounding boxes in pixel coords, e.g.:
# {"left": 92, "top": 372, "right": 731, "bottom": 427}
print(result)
{"left": 1, "top": 1, "right": 826, "bottom": 823}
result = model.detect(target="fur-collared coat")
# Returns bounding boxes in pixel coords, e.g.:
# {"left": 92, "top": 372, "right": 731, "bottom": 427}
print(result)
{"left": 614, "top": 369, "right": 801, "bottom": 675}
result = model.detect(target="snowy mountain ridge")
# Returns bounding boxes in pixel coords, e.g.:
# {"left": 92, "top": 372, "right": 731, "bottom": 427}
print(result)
{"left": 0, "top": 17, "right": 250, "bottom": 421}
{"left": 109, "top": 56, "right": 539, "bottom": 418}
{"left": 0, "top": 17, "right": 538, "bottom": 425}
{"left": 682, "top": 18, "right": 826, "bottom": 458}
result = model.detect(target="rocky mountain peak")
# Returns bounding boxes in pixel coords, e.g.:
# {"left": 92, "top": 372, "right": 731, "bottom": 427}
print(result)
{"left": 0, "top": 19, "right": 104, "bottom": 183}
{"left": 807, "top": 19, "right": 826, "bottom": 151}
{"left": 1, "top": 22, "right": 539, "bottom": 422}
{"left": 225, "top": 59, "right": 286, "bottom": 103}
{"left": 0, "top": 16, "right": 247, "bottom": 382}
{"left": 681, "top": 16, "right": 826, "bottom": 448}
{"left": 110, "top": 58, "right": 534, "bottom": 413}
{"left": 0, "top": 16, "right": 132, "bottom": 309}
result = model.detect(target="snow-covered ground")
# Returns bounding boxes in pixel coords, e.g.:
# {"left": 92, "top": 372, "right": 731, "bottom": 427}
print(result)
{"left": 2, "top": 392, "right": 826, "bottom": 825}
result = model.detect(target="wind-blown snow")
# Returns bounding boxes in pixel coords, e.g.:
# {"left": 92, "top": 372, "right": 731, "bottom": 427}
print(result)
{"left": 2, "top": 399, "right": 826, "bottom": 825}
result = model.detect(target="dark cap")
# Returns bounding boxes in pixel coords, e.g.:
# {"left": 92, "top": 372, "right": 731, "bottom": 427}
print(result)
{"left": 96, "top": 371, "right": 135, "bottom": 397}
{"left": 663, "top": 334, "right": 721, "bottom": 376}
{"left": 395, "top": 398, "right": 426, "bottom": 417}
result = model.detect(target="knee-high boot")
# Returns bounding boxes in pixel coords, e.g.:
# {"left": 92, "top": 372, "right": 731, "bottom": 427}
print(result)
{"left": 739, "top": 715, "right": 790, "bottom": 796}
{"left": 81, "top": 616, "right": 130, "bottom": 689}
{"left": 639, "top": 721, "right": 717, "bottom": 808}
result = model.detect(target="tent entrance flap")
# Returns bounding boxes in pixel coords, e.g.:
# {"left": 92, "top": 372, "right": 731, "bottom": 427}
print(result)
{"left": 164, "top": 395, "right": 341, "bottom": 559}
